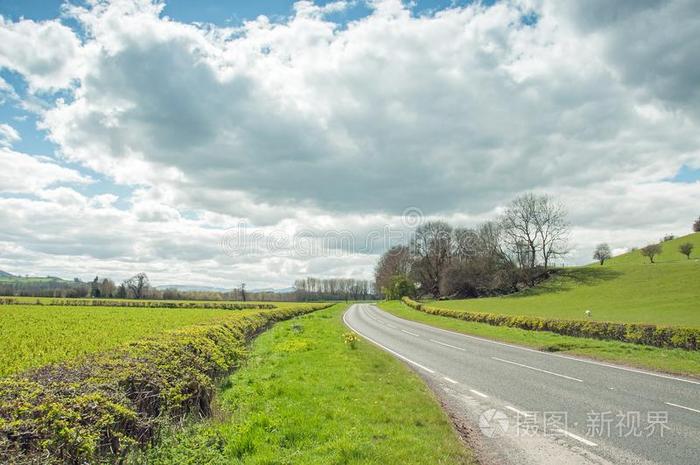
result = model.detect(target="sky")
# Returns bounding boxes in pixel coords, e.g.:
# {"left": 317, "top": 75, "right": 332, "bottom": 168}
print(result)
{"left": 0, "top": 0, "right": 699, "bottom": 289}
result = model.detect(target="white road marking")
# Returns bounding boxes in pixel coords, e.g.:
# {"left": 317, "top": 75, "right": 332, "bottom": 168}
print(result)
{"left": 443, "top": 376, "right": 458, "bottom": 384}
{"left": 430, "top": 339, "right": 466, "bottom": 351}
{"left": 401, "top": 329, "right": 420, "bottom": 337}
{"left": 555, "top": 429, "right": 598, "bottom": 447}
{"left": 365, "top": 306, "right": 700, "bottom": 386}
{"left": 343, "top": 312, "right": 435, "bottom": 374}
{"left": 492, "top": 357, "right": 583, "bottom": 382}
{"left": 469, "top": 389, "right": 488, "bottom": 398}
{"left": 665, "top": 402, "right": 700, "bottom": 414}
{"left": 505, "top": 406, "right": 532, "bottom": 417}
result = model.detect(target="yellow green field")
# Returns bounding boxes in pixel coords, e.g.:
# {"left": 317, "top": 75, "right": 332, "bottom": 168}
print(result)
{"left": 0, "top": 302, "right": 326, "bottom": 377}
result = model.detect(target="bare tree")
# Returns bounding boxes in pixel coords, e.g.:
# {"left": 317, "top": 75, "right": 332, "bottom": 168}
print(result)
{"left": 124, "top": 273, "right": 150, "bottom": 299}
{"left": 410, "top": 221, "right": 453, "bottom": 297}
{"left": 501, "top": 194, "right": 540, "bottom": 270}
{"left": 534, "top": 195, "right": 569, "bottom": 268}
{"left": 501, "top": 193, "right": 569, "bottom": 270}
{"left": 694, "top": 217, "right": 700, "bottom": 232}
{"left": 679, "top": 242, "right": 694, "bottom": 259}
{"left": 640, "top": 244, "right": 663, "bottom": 263}
{"left": 452, "top": 228, "right": 479, "bottom": 262}
{"left": 374, "top": 245, "right": 412, "bottom": 295}
{"left": 593, "top": 243, "right": 612, "bottom": 265}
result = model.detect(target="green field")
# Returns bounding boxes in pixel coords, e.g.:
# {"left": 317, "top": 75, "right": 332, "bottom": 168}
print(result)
{"left": 427, "top": 233, "right": 700, "bottom": 327}
{"left": 137, "top": 304, "right": 474, "bottom": 465}
{"left": 0, "top": 302, "right": 324, "bottom": 377}
{"left": 378, "top": 300, "right": 700, "bottom": 377}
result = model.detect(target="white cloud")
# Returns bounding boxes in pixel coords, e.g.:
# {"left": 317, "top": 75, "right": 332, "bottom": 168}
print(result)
{"left": 0, "top": 16, "right": 83, "bottom": 91}
{"left": 0, "top": 123, "right": 20, "bottom": 147}
{"left": 0, "top": 149, "right": 91, "bottom": 193}
{"left": 38, "top": 0, "right": 698, "bottom": 218}
{"left": 0, "top": 0, "right": 699, "bottom": 286}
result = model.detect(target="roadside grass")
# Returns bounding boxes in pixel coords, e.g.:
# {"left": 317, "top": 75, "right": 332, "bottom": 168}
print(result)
{"left": 0, "top": 303, "right": 325, "bottom": 377}
{"left": 378, "top": 301, "right": 700, "bottom": 378}
{"left": 425, "top": 233, "right": 700, "bottom": 327}
{"left": 136, "top": 304, "right": 475, "bottom": 465}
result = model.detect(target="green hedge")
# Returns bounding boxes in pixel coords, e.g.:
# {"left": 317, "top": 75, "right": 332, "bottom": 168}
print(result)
{"left": 0, "top": 304, "right": 333, "bottom": 464}
{"left": 0, "top": 298, "right": 277, "bottom": 310}
{"left": 401, "top": 297, "right": 699, "bottom": 351}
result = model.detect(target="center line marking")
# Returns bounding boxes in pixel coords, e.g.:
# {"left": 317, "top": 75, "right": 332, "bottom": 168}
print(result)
{"left": 505, "top": 406, "right": 532, "bottom": 417}
{"left": 469, "top": 389, "right": 488, "bottom": 398}
{"left": 492, "top": 357, "right": 583, "bottom": 382}
{"left": 665, "top": 402, "right": 700, "bottom": 414}
{"left": 556, "top": 429, "right": 598, "bottom": 447}
{"left": 401, "top": 329, "right": 420, "bottom": 337}
{"left": 430, "top": 339, "right": 466, "bottom": 351}
{"left": 443, "top": 376, "right": 458, "bottom": 384}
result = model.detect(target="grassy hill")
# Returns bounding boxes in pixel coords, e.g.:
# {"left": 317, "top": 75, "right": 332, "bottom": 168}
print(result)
{"left": 605, "top": 232, "right": 700, "bottom": 265}
{"left": 427, "top": 232, "right": 700, "bottom": 327}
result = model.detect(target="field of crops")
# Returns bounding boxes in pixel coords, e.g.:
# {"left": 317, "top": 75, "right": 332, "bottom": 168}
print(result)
{"left": 0, "top": 301, "right": 327, "bottom": 377}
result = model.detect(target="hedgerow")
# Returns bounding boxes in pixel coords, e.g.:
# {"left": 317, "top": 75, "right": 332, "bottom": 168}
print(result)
{"left": 401, "top": 297, "right": 699, "bottom": 350}
{"left": 0, "top": 297, "right": 276, "bottom": 309}
{"left": 0, "top": 304, "right": 332, "bottom": 464}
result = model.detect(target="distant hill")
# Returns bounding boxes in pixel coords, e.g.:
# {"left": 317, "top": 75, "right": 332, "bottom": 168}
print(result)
{"left": 0, "top": 274, "right": 69, "bottom": 283}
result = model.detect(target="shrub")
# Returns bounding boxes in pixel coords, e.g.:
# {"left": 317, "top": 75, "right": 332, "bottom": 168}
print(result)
{"left": 0, "top": 298, "right": 277, "bottom": 310}
{"left": 0, "top": 304, "right": 333, "bottom": 464}
{"left": 401, "top": 297, "right": 699, "bottom": 351}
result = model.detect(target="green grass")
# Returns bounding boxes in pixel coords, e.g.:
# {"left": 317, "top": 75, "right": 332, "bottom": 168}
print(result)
{"left": 0, "top": 303, "right": 321, "bottom": 377}
{"left": 427, "top": 232, "right": 700, "bottom": 327}
{"left": 379, "top": 300, "right": 700, "bottom": 377}
{"left": 137, "top": 304, "right": 475, "bottom": 465}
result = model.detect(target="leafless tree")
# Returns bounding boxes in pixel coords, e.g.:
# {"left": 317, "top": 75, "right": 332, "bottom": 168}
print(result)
{"left": 534, "top": 195, "right": 569, "bottom": 268}
{"left": 694, "top": 217, "right": 700, "bottom": 232}
{"left": 593, "top": 243, "right": 612, "bottom": 265}
{"left": 374, "top": 245, "right": 412, "bottom": 295}
{"left": 501, "top": 193, "right": 569, "bottom": 270}
{"left": 452, "top": 228, "right": 479, "bottom": 262}
{"left": 410, "top": 221, "right": 453, "bottom": 297}
{"left": 679, "top": 242, "right": 694, "bottom": 259}
{"left": 640, "top": 243, "right": 662, "bottom": 263}
{"left": 124, "top": 273, "right": 150, "bottom": 299}
{"left": 501, "top": 194, "right": 540, "bottom": 270}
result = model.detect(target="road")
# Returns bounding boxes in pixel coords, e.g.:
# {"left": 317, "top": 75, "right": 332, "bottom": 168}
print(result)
{"left": 343, "top": 304, "right": 700, "bottom": 465}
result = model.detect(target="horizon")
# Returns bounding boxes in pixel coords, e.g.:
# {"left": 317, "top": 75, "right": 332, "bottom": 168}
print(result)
{"left": 1, "top": 0, "right": 699, "bottom": 289}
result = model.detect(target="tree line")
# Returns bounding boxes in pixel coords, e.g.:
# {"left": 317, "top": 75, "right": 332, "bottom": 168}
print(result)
{"left": 1, "top": 271, "right": 376, "bottom": 302}
{"left": 294, "top": 277, "right": 376, "bottom": 301}
{"left": 375, "top": 193, "right": 569, "bottom": 299}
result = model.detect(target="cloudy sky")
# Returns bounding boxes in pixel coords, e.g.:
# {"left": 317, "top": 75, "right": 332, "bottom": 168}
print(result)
{"left": 0, "top": 0, "right": 699, "bottom": 288}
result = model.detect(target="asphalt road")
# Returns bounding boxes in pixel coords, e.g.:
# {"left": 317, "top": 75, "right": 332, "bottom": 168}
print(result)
{"left": 344, "top": 304, "right": 700, "bottom": 465}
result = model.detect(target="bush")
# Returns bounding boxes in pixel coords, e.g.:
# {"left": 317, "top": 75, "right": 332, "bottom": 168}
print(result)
{"left": 0, "top": 298, "right": 278, "bottom": 310}
{"left": 0, "top": 304, "right": 332, "bottom": 464}
{"left": 401, "top": 297, "right": 699, "bottom": 351}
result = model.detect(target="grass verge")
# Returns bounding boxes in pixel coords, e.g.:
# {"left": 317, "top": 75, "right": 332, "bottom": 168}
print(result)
{"left": 379, "top": 301, "right": 700, "bottom": 378}
{"left": 136, "top": 304, "right": 475, "bottom": 465}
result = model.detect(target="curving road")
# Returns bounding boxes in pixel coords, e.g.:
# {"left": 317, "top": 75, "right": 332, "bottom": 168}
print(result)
{"left": 343, "top": 304, "right": 700, "bottom": 465}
